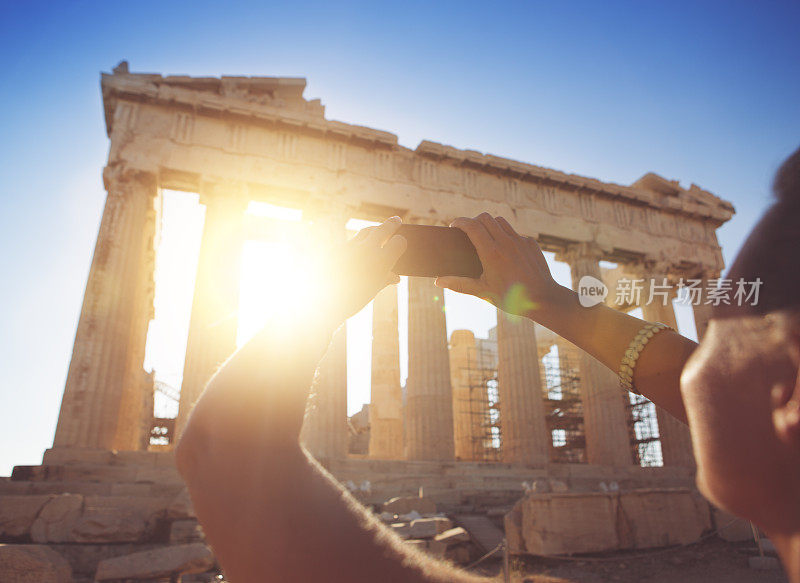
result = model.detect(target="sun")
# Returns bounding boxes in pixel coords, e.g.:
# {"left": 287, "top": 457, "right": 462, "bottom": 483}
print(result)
{"left": 236, "top": 202, "right": 319, "bottom": 347}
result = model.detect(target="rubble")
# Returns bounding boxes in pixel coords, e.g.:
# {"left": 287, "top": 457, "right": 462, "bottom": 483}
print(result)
{"left": 381, "top": 497, "right": 477, "bottom": 566}
{"left": 0, "top": 544, "right": 73, "bottom": 583}
{"left": 381, "top": 496, "right": 436, "bottom": 516}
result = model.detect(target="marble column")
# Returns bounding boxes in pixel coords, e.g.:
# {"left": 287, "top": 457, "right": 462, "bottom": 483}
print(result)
{"left": 691, "top": 273, "right": 719, "bottom": 341}
{"left": 175, "top": 189, "right": 247, "bottom": 439}
{"left": 496, "top": 312, "right": 549, "bottom": 466}
{"left": 406, "top": 276, "right": 455, "bottom": 460}
{"left": 54, "top": 167, "right": 159, "bottom": 450}
{"left": 302, "top": 327, "right": 348, "bottom": 460}
{"left": 299, "top": 212, "right": 349, "bottom": 461}
{"left": 638, "top": 277, "right": 695, "bottom": 468}
{"left": 368, "top": 285, "right": 404, "bottom": 459}
{"left": 562, "top": 243, "right": 633, "bottom": 466}
{"left": 449, "top": 330, "right": 488, "bottom": 461}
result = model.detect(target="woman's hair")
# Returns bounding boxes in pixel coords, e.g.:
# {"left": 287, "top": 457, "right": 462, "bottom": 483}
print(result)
{"left": 773, "top": 145, "right": 800, "bottom": 203}
{"left": 716, "top": 145, "right": 800, "bottom": 317}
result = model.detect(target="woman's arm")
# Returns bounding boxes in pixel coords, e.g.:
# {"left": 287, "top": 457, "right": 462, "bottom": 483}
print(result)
{"left": 175, "top": 218, "right": 486, "bottom": 583}
{"left": 436, "top": 214, "right": 696, "bottom": 422}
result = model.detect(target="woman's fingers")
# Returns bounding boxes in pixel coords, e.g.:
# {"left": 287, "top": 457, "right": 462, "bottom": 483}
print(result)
{"left": 435, "top": 275, "right": 486, "bottom": 298}
{"left": 495, "top": 216, "right": 519, "bottom": 238}
{"left": 495, "top": 215, "right": 535, "bottom": 260}
{"left": 477, "top": 212, "right": 513, "bottom": 244}
{"left": 451, "top": 217, "right": 498, "bottom": 262}
{"left": 353, "top": 226, "right": 374, "bottom": 242}
{"left": 380, "top": 234, "right": 407, "bottom": 271}
{"left": 366, "top": 216, "right": 402, "bottom": 247}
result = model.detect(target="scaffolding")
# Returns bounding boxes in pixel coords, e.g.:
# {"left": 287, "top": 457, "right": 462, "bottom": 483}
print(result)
{"left": 542, "top": 347, "right": 587, "bottom": 463}
{"left": 150, "top": 380, "right": 179, "bottom": 447}
{"left": 455, "top": 338, "right": 592, "bottom": 464}
{"left": 625, "top": 393, "right": 664, "bottom": 467}
{"left": 457, "top": 336, "right": 502, "bottom": 462}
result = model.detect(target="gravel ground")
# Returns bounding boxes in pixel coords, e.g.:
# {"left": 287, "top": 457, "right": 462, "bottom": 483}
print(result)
{"left": 473, "top": 537, "right": 788, "bottom": 583}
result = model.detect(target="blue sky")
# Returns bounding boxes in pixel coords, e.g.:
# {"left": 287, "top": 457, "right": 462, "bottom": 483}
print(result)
{"left": 1, "top": 0, "right": 798, "bottom": 475}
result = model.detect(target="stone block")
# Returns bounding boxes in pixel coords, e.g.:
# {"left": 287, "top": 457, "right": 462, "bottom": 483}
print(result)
{"left": 71, "top": 507, "right": 149, "bottom": 543}
{"left": 153, "top": 451, "right": 177, "bottom": 468}
{"left": 42, "top": 448, "right": 116, "bottom": 466}
{"left": 0, "top": 495, "right": 52, "bottom": 538}
{"left": 50, "top": 543, "right": 161, "bottom": 577}
{"left": 618, "top": 489, "right": 710, "bottom": 549}
{"left": 135, "top": 466, "right": 182, "bottom": 484}
{"left": 398, "top": 510, "right": 423, "bottom": 523}
{"left": 503, "top": 503, "right": 524, "bottom": 553}
{"left": 110, "top": 483, "right": 153, "bottom": 497}
{"left": 60, "top": 465, "right": 138, "bottom": 484}
{"left": 389, "top": 523, "right": 411, "bottom": 539}
{"left": 170, "top": 519, "right": 204, "bottom": 544}
{"left": 530, "top": 479, "right": 550, "bottom": 493}
{"left": 11, "top": 465, "right": 49, "bottom": 482}
{"left": 94, "top": 543, "right": 214, "bottom": 581}
{"left": 507, "top": 488, "right": 710, "bottom": 555}
{"left": 749, "top": 556, "right": 781, "bottom": 570}
{"left": 69, "top": 495, "right": 169, "bottom": 543}
{"left": 0, "top": 544, "right": 73, "bottom": 583}
{"left": 403, "top": 539, "right": 427, "bottom": 551}
{"left": 407, "top": 517, "right": 453, "bottom": 539}
{"left": 434, "top": 527, "right": 470, "bottom": 545}
{"left": 30, "top": 494, "right": 84, "bottom": 543}
{"left": 426, "top": 539, "right": 448, "bottom": 558}
{"left": 445, "top": 544, "right": 471, "bottom": 564}
{"left": 521, "top": 493, "right": 619, "bottom": 555}
{"left": 114, "top": 451, "right": 159, "bottom": 467}
{"left": 182, "top": 574, "right": 219, "bottom": 583}
{"left": 0, "top": 479, "right": 31, "bottom": 495}
{"left": 381, "top": 496, "right": 436, "bottom": 516}
{"left": 711, "top": 505, "right": 754, "bottom": 542}
{"left": 27, "top": 481, "right": 112, "bottom": 496}
{"left": 29, "top": 494, "right": 170, "bottom": 544}
{"left": 166, "top": 491, "right": 195, "bottom": 520}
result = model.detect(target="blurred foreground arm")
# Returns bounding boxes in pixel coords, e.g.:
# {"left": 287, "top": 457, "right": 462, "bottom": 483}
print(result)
{"left": 436, "top": 214, "right": 696, "bottom": 422}
{"left": 175, "top": 218, "right": 485, "bottom": 583}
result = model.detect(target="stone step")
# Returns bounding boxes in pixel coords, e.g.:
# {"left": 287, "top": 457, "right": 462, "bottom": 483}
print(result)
{"left": 0, "top": 480, "right": 187, "bottom": 497}
{"left": 11, "top": 463, "right": 183, "bottom": 486}
{"left": 41, "top": 448, "right": 175, "bottom": 468}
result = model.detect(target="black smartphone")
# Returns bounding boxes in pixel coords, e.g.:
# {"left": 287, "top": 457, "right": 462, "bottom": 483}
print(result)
{"left": 392, "top": 225, "right": 483, "bottom": 278}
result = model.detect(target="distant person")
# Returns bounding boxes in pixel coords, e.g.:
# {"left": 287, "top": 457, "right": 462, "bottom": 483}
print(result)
{"left": 175, "top": 147, "right": 800, "bottom": 582}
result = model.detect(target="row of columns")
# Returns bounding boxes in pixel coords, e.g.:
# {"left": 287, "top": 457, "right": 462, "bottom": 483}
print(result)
{"left": 55, "top": 179, "right": 712, "bottom": 471}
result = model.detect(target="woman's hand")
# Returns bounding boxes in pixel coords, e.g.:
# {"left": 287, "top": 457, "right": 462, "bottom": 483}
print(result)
{"left": 435, "top": 213, "right": 564, "bottom": 318}
{"left": 317, "top": 216, "right": 407, "bottom": 327}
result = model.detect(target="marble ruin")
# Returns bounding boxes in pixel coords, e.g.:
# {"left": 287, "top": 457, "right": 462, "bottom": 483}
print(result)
{"left": 0, "top": 63, "right": 741, "bottom": 580}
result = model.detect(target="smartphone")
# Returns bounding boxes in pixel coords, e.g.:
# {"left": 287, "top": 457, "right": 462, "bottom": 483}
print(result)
{"left": 392, "top": 225, "right": 483, "bottom": 278}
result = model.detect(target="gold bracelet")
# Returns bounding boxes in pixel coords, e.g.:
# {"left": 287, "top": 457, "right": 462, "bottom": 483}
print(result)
{"left": 618, "top": 322, "right": 671, "bottom": 394}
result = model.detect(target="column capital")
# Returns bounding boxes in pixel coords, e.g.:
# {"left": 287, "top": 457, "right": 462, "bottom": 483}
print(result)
{"left": 304, "top": 202, "right": 351, "bottom": 228}
{"left": 102, "top": 165, "right": 157, "bottom": 195}
{"left": 555, "top": 241, "right": 604, "bottom": 264}
{"left": 198, "top": 180, "right": 249, "bottom": 210}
